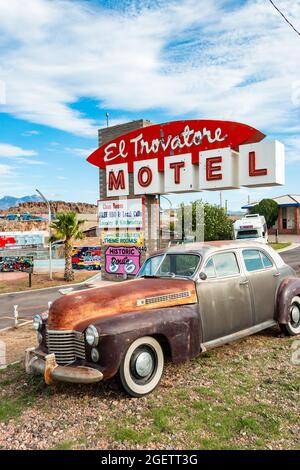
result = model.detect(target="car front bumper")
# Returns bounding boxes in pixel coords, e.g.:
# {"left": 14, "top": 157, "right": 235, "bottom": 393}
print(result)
{"left": 25, "top": 348, "right": 103, "bottom": 385}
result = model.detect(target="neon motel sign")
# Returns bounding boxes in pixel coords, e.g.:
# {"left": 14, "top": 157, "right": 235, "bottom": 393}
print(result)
{"left": 87, "top": 120, "right": 285, "bottom": 196}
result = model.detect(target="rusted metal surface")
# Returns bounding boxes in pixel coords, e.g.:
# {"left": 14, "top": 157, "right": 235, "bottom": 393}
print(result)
{"left": 25, "top": 348, "right": 103, "bottom": 384}
{"left": 48, "top": 277, "right": 197, "bottom": 330}
{"left": 44, "top": 353, "right": 58, "bottom": 385}
{"left": 276, "top": 276, "right": 300, "bottom": 324}
{"left": 80, "top": 304, "right": 202, "bottom": 380}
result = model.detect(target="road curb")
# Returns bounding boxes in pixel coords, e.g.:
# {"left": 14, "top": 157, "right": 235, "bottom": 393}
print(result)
{"left": 277, "top": 243, "right": 300, "bottom": 253}
{"left": 0, "top": 273, "right": 102, "bottom": 298}
{"left": 0, "top": 320, "right": 33, "bottom": 333}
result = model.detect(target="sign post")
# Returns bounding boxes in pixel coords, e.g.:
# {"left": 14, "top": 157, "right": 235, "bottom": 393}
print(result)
{"left": 0, "top": 256, "right": 34, "bottom": 287}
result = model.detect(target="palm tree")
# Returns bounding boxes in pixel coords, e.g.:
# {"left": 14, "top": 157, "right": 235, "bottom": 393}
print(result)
{"left": 50, "top": 211, "right": 85, "bottom": 281}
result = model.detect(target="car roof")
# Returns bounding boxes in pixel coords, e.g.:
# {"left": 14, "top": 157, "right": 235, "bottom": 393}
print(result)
{"left": 152, "top": 241, "right": 285, "bottom": 265}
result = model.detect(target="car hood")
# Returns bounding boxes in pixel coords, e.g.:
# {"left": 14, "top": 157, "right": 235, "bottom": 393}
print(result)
{"left": 48, "top": 277, "right": 197, "bottom": 330}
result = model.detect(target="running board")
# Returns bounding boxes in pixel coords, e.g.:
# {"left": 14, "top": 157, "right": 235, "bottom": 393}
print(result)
{"left": 202, "top": 320, "right": 277, "bottom": 350}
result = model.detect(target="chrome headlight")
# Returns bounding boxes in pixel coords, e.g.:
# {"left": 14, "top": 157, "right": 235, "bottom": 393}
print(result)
{"left": 33, "top": 315, "right": 42, "bottom": 331}
{"left": 37, "top": 332, "right": 43, "bottom": 344}
{"left": 85, "top": 325, "right": 99, "bottom": 346}
{"left": 91, "top": 348, "right": 99, "bottom": 363}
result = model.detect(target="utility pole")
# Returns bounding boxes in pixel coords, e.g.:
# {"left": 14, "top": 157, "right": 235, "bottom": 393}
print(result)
{"left": 36, "top": 189, "right": 52, "bottom": 281}
{"left": 219, "top": 191, "right": 223, "bottom": 209}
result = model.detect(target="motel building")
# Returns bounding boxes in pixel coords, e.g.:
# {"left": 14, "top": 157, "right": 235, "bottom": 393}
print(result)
{"left": 242, "top": 195, "right": 300, "bottom": 236}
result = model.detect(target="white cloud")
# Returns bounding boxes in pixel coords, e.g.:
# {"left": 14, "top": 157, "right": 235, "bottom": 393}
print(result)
{"left": 0, "top": 143, "right": 37, "bottom": 158}
{"left": 0, "top": 0, "right": 299, "bottom": 139}
{"left": 0, "top": 143, "right": 45, "bottom": 165}
{"left": 64, "top": 147, "right": 96, "bottom": 158}
{"left": 22, "top": 130, "right": 40, "bottom": 136}
{"left": 284, "top": 136, "right": 300, "bottom": 162}
{"left": 0, "top": 163, "right": 12, "bottom": 175}
{"left": 16, "top": 158, "right": 46, "bottom": 165}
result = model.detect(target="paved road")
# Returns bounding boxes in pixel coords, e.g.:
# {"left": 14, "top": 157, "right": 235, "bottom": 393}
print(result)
{"left": 0, "top": 283, "right": 88, "bottom": 330}
{"left": 280, "top": 247, "right": 300, "bottom": 271}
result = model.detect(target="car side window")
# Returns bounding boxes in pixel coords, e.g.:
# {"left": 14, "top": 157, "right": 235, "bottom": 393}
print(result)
{"left": 243, "top": 250, "right": 273, "bottom": 272}
{"left": 212, "top": 252, "right": 240, "bottom": 277}
{"left": 203, "top": 258, "right": 217, "bottom": 278}
{"left": 261, "top": 252, "right": 273, "bottom": 269}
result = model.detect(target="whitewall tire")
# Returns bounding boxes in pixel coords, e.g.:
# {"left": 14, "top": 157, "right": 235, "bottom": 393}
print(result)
{"left": 281, "top": 296, "right": 300, "bottom": 336}
{"left": 119, "top": 336, "right": 164, "bottom": 397}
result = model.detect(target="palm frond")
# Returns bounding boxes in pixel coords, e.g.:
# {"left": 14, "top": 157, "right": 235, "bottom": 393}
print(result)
{"left": 50, "top": 211, "right": 86, "bottom": 242}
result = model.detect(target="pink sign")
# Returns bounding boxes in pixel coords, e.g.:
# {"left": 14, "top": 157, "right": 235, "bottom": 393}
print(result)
{"left": 105, "top": 246, "right": 141, "bottom": 276}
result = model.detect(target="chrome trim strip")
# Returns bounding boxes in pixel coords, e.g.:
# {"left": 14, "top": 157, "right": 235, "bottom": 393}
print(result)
{"left": 137, "top": 290, "right": 191, "bottom": 307}
{"left": 203, "top": 320, "right": 277, "bottom": 350}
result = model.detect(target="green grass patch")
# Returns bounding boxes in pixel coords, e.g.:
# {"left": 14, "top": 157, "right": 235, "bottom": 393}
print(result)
{"left": 109, "top": 426, "right": 151, "bottom": 445}
{"left": 0, "top": 364, "right": 40, "bottom": 422}
{"left": 0, "top": 396, "right": 33, "bottom": 422}
{"left": 52, "top": 440, "right": 74, "bottom": 450}
{"left": 269, "top": 242, "right": 291, "bottom": 251}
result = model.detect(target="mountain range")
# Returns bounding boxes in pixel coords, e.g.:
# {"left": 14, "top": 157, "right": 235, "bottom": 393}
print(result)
{"left": 0, "top": 195, "right": 42, "bottom": 210}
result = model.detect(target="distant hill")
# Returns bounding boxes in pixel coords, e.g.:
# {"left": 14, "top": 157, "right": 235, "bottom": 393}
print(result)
{"left": 227, "top": 210, "right": 244, "bottom": 216}
{"left": 0, "top": 194, "right": 41, "bottom": 210}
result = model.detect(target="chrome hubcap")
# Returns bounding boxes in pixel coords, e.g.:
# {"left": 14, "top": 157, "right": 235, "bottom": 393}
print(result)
{"left": 135, "top": 351, "right": 154, "bottom": 377}
{"left": 291, "top": 305, "right": 300, "bottom": 325}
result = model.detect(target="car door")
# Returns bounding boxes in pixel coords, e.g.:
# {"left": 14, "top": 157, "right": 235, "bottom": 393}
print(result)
{"left": 241, "top": 248, "right": 279, "bottom": 324}
{"left": 197, "top": 251, "right": 254, "bottom": 343}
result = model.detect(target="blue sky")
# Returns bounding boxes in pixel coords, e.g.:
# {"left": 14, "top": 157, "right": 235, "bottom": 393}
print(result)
{"left": 0, "top": 0, "right": 300, "bottom": 210}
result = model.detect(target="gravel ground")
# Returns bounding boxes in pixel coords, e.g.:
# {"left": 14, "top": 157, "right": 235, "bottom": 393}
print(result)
{"left": 0, "top": 327, "right": 299, "bottom": 450}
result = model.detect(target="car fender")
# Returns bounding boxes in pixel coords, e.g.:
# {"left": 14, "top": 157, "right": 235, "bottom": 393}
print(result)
{"left": 276, "top": 276, "right": 300, "bottom": 324}
{"left": 81, "top": 304, "right": 201, "bottom": 379}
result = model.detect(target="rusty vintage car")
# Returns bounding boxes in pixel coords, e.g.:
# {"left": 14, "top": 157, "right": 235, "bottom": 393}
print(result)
{"left": 25, "top": 241, "right": 300, "bottom": 397}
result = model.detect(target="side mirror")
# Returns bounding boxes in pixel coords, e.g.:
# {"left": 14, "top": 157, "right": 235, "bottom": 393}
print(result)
{"left": 198, "top": 272, "right": 207, "bottom": 281}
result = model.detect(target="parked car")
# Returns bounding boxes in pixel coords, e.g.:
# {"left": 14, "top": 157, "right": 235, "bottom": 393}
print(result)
{"left": 25, "top": 241, "right": 300, "bottom": 397}
{"left": 234, "top": 214, "right": 268, "bottom": 244}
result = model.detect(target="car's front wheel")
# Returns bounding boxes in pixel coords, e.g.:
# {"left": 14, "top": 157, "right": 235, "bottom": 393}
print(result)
{"left": 119, "top": 336, "right": 164, "bottom": 397}
{"left": 281, "top": 296, "right": 300, "bottom": 336}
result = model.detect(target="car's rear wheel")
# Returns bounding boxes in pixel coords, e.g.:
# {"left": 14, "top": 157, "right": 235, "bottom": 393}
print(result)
{"left": 281, "top": 296, "right": 300, "bottom": 336}
{"left": 119, "top": 336, "right": 164, "bottom": 397}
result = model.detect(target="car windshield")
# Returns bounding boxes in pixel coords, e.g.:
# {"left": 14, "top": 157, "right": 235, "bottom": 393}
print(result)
{"left": 137, "top": 253, "right": 201, "bottom": 279}
{"left": 237, "top": 230, "right": 259, "bottom": 239}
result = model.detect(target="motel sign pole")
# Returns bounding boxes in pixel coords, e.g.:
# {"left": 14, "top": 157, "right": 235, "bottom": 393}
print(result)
{"left": 36, "top": 189, "right": 53, "bottom": 281}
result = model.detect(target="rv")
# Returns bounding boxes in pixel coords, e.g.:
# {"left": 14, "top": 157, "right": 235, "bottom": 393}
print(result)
{"left": 234, "top": 214, "right": 268, "bottom": 244}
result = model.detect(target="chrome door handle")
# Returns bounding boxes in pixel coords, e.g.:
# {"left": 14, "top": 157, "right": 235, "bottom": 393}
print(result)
{"left": 240, "top": 280, "right": 249, "bottom": 286}
{"left": 273, "top": 273, "right": 280, "bottom": 277}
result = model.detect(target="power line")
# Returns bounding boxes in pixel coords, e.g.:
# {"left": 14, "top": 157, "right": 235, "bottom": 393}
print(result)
{"left": 268, "top": 0, "right": 300, "bottom": 37}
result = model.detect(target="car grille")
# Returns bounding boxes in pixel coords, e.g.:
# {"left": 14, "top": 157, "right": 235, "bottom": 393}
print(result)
{"left": 46, "top": 329, "right": 86, "bottom": 365}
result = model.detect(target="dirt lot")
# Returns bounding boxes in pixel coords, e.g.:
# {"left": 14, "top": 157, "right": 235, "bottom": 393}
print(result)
{"left": 0, "top": 271, "right": 97, "bottom": 294}
{"left": 0, "top": 326, "right": 299, "bottom": 450}
{"left": 0, "top": 324, "right": 36, "bottom": 365}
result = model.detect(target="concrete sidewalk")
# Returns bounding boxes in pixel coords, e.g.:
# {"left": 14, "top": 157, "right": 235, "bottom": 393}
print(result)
{"left": 277, "top": 242, "right": 300, "bottom": 253}
{"left": 269, "top": 234, "right": 300, "bottom": 244}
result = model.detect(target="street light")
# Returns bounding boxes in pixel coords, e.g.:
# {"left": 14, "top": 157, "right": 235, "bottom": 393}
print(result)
{"left": 159, "top": 195, "right": 173, "bottom": 248}
{"left": 36, "top": 189, "right": 53, "bottom": 281}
